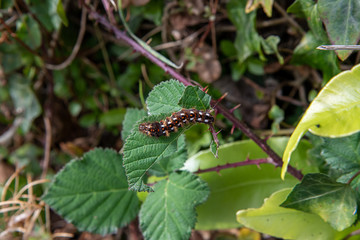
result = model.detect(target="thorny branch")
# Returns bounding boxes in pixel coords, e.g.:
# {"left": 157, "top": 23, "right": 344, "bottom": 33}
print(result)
{"left": 87, "top": 5, "right": 303, "bottom": 181}
{"left": 195, "top": 158, "right": 272, "bottom": 175}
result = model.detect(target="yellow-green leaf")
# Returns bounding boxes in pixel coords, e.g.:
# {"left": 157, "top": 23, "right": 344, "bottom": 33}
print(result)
{"left": 237, "top": 188, "right": 336, "bottom": 239}
{"left": 282, "top": 64, "right": 360, "bottom": 179}
{"left": 245, "top": 0, "right": 274, "bottom": 17}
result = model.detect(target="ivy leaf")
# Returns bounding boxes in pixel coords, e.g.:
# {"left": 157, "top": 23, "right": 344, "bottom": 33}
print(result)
{"left": 291, "top": 32, "right": 340, "bottom": 82}
{"left": 281, "top": 173, "right": 357, "bottom": 231}
{"left": 227, "top": 0, "right": 264, "bottom": 65}
{"left": 288, "top": 0, "right": 340, "bottom": 82}
{"left": 123, "top": 114, "right": 186, "bottom": 192}
{"left": 318, "top": 0, "right": 360, "bottom": 61}
{"left": 122, "top": 108, "right": 147, "bottom": 141}
{"left": 30, "top": 0, "right": 62, "bottom": 31}
{"left": 321, "top": 132, "right": 360, "bottom": 172}
{"left": 146, "top": 80, "right": 185, "bottom": 115}
{"left": 16, "top": 15, "right": 42, "bottom": 49}
{"left": 139, "top": 171, "right": 209, "bottom": 240}
{"left": 237, "top": 188, "right": 336, "bottom": 239}
{"left": 42, "top": 148, "right": 139, "bottom": 234}
{"left": 149, "top": 135, "right": 188, "bottom": 176}
{"left": 9, "top": 74, "right": 42, "bottom": 133}
{"left": 282, "top": 64, "right": 360, "bottom": 179}
{"left": 178, "top": 86, "right": 211, "bottom": 110}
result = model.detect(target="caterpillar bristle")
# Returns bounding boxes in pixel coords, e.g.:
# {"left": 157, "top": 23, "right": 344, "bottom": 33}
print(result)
{"left": 139, "top": 109, "right": 214, "bottom": 137}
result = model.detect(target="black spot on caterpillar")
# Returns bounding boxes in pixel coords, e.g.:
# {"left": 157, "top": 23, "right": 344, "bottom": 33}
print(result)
{"left": 139, "top": 108, "right": 214, "bottom": 137}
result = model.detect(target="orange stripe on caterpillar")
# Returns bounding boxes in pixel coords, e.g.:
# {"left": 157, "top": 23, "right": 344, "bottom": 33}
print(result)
{"left": 139, "top": 109, "right": 214, "bottom": 137}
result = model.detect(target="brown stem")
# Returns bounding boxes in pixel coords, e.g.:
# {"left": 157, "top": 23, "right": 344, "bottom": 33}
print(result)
{"left": 87, "top": 5, "right": 303, "bottom": 181}
{"left": 347, "top": 170, "right": 360, "bottom": 185}
{"left": 195, "top": 158, "right": 271, "bottom": 174}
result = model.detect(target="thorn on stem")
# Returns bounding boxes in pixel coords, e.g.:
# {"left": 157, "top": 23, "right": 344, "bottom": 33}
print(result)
{"left": 213, "top": 92, "right": 228, "bottom": 108}
{"left": 230, "top": 125, "right": 235, "bottom": 135}
{"left": 230, "top": 103, "right": 241, "bottom": 113}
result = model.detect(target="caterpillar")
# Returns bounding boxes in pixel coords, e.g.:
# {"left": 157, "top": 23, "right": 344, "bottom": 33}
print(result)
{"left": 139, "top": 108, "right": 214, "bottom": 137}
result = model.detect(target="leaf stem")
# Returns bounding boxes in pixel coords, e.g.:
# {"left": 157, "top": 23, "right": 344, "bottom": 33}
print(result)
{"left": 347, "top": 170, "right": 360, "bottom": 185}
{"left": 194, "top": 158, "right": 272, "bottom": 174}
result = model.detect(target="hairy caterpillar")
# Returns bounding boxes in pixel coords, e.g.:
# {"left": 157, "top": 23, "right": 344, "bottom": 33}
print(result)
{"left": 139, "top": 108, "right": 214, "bottom": 137}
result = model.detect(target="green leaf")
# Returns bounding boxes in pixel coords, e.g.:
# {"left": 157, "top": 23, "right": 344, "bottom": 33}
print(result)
{"left": 9, "top": 143, "right": 42, "bottom": 175}
{"left": 16, "top": 15, "right": 42, "bottom": 50}
{"left": 210, "top": 140, "right": 218, "bottom": 158}
{"left": 116, "top": 63, "right": 141, "bottom": 90}
{"left": 0, "top": 0, "right": 13, "bottom": 9}
{"left": 237, "top": 188, "right": 336, "bottom": 240}
{"left": 281, "top": 173, "right": 357, "bottom": 231}
{"left": 9, "top": 74, "right": 42, "bottom": 133}
{"left": 178, "top": 86, "right": 211, "bottom": 110}
{"left": 268, "top": 104, "right": 284, "bottom": 133}
{"left": 318, "top": 0, "right": 360, "bottom": 61}
{"left": 141, "top": 0, "right": 163, "bottom": 26}
{"left": 288, "top": 0, "right": 340, "bottom": 82}
{"left": 0, "top": 46, "right": 24, "bottom": 73}
{"left": 149, "top": 135, "right": 188, "bottom": 176}
{"left": 183, "top": 137, "right": 310, "bottom": 230}
{"left": 184, "top": 124, "right": 212, "bottom": 156}
{"left": 56, "top": 0, "right": 69, "bottom": 27}
{"left": 288, "top": 0, "right": 328, "bottom": 41}
{"left": 139, "top": 171, "right": 209, "bottom": 240}
{"left": 321, "top": 132, "right": 360, "bottom": 172}
{"left": 261, "top": 36, "right": 284, "bottom": 64}
{"left": 146, "top": 80, "right": 185, "bottom": 114}
{"left": 122, "top": 108, "right": 147, "bottom": 141}
{"left": 291, "top": 32, "right": 340, "bottom": 82}
{"left": 30, "top": 0, "right": 62, "bottom": 31}
{"left": 227, "top": 0, "right": 264, "bottom": 65}
{"left": 123, "top": 114, "right": 186, "bottom": 192}
{"left": 282, "top": 64, "right": 360, "bottom": 179}
{"left": 99, "top": 108, "right": 126, "bottom": 127}
{"left": 220, "top": 40, "right": 237, "bottom": 57}
{"left": 42, "top": 148, "right": 139, "bottom": 234}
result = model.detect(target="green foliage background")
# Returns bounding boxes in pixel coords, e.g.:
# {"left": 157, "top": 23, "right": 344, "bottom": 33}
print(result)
{"left": 2, "top": 0, "right": 360, "bottom": 239}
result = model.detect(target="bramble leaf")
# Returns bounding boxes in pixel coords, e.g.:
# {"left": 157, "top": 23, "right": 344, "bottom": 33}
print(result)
{"left": 123, "top": 114, "right": 186, "bottom": 192}
{"left": 282, "top": 64, "right": 360, "bottom": 179}
{"left": 227, "top": 0, "right": 264, "bottom": 64}
{"left": 321, "top": 132, "right": 360, "bottom": 172}
{"left": 281, "top": 173, "right": 357, "bottom": 231}
{"left": 146, "top": 80, "right": 185, "bottom": 115}
{"left": 122, "top": 108, "right": 147, "bottom": 141}
{"left": 178, "top": 86, "right": 212, "bottom": 110}
{"left": 42, "top": 148, "right": 139, "bottom": 234}
{"left": 139, "top": 171, "right": 209, "bottom": 240}
{"left": 149, "top": 135, "right": 188, "bottom": 176}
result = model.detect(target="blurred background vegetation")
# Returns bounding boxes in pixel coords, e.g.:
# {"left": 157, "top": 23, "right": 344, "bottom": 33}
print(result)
{"left": 0, "top": 0, "right": 357, "bottom": 239}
